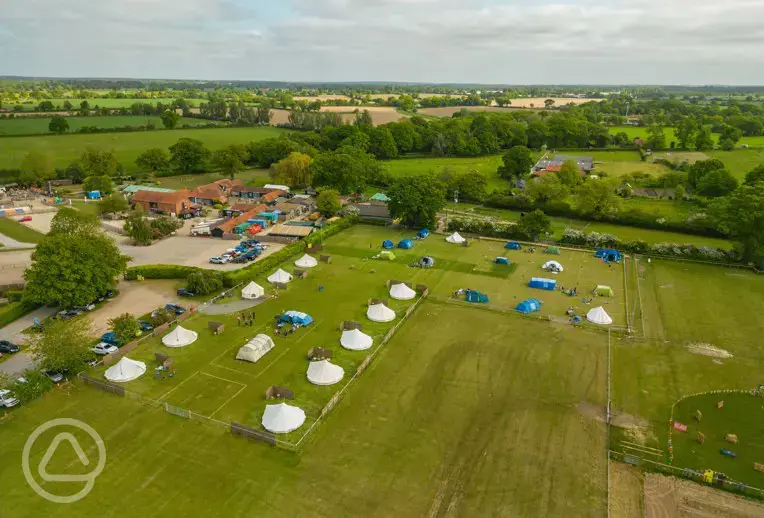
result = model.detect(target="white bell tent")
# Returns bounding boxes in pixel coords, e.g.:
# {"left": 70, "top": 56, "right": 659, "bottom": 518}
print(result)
{"left": 104, "top": 357, "right": 146, "bottom": 383}
{"left": 340, "top": 328, "right": 373, "bottom": 351}
{"left": 306, "top": 360, "right": 345, "bottom": 386}
{"left": 267, "top": 269, "right": 293, "bottom": 284}
{"left": 446, "top": 232, "right": 466, "bottom": 244}
{"left": 241, "top": 281, "right": 265, "bottom": 299}
{"left": 367, "top": 303, "right": 396, "bottom": 323}
{"left": 236, "top": 334, "right": 275, "bottom": 363}
{"left": 389, "top": 283, "right": 416, "bottom": 300}
{"left": 262, "top": 402, "right": 306, "bottom": 434}
{"left": 586, "top": 306, "right": 613, "bottom": 325}
{"left": 294, "top": 254, "right": 318, "bottom": 268}
{"left": 162, "top": 325, "right": 198, "bottom": 348}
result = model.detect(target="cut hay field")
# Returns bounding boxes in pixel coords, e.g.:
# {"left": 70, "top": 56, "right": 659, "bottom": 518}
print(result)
{"left": 0, "top": 116, "right": 220, "bottom": 136}
{"left": 0, "top": 126, "right": 286, "bottom": 173}
{"left": 270, "top": 106, "right": 408, "bottom": 126}
{"left": 0, "top": 224, "right": 609, "bottom": 516}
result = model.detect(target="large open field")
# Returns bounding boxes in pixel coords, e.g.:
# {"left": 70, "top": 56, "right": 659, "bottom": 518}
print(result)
{"left": 0, "top": 224, "right": 610, "bottom": 516}
{"left": 9, "top": 98, "right": 206, "bottom": 111}
{"left": 608, "top": 125, "right": 764, "bottom": 148}
{"left": 385, "top": 154, "right": 506, "bottom": 191}
{"left": 0, "top": 116, "right": 220, "bottom": 136}
{"left": 270, "top": 107, "right": 408, "bottom": 126}
{"left": 0, "top": 127, "right": 286, "bottom": 173}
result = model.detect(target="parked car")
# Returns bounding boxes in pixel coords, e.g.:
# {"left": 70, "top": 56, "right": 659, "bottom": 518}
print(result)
{"left": 165, "top": 303, "right": 186, "bottom": 315}
{"left": 100, "top": 332, "right": 120, "bottom": 346}
{"left": 18, "top": 216, "right": 32, "bottom": 223}
{"left": 209, "top": 256, "right": 228, "bottom": 264}
{"left": 44, "top": 371, "right": 65, "bottom": 383}
{"left": 0, "top": 341, "right": 20, "bottom": 354}
{"left": 73, "top": 303, "right": 96, "bottom": 312}
{"left": 177, "top": 288, "right": 195, "bottom": 297}
{"left": 0, "top": 389, "right": 19, "bottom": 408}
{"left": 92, "top": 342, "right": 118, "bottom": 356}
{"left": 138, "top": 320, "right": 154, "bottom": 332}
{"left": 56, "top": 309, "right": 82, "bottom": 320}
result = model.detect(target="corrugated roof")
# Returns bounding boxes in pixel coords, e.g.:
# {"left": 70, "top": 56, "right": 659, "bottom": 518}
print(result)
{"left": 267, "top": 223, "right": 313, "bottom": 237}
{"left": 122, "top": 185, "right": 175, "bottom": 194}
{"left": 214, "top": 204, "right": 267, "bottom": 233}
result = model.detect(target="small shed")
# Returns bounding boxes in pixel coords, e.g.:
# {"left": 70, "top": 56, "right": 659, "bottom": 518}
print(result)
{"left": 208, "top": 321, "right": 225, "bottom": 335}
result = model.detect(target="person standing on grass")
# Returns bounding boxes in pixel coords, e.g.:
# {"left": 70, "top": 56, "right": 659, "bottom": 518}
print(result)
{"left": 237, "top": 315, "right": 241, "bottom": 327}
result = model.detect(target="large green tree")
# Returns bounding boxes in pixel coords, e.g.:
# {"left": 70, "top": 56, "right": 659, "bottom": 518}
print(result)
{"left": 557, "top": 159, "right": 582, "bottom": 187}
{"left": 124, "top": 209, "right": 153, "bottom": 245}
{"left": 316, "top": 189, "right": 341, "bottom": 217}
{"left": 48, "top": 115, "right": 69, "bottom": 134}
{"left": 19, "top": 151, "right": 52, "bottom": 185}
{"left": 526, "top": 174, "right": 568, "bottom": 204}
{"left": 696, "top": 169, "right": 738, "bottom": 197}
{"left": 675, "top": 118, "right": 697, "bottom": 149}
{"left": 387, "top": 173, "right": 446, "bottom": 228}
{"left": 136, "top": 148, "right": 170, "bottom": 175}
{"left": 270, "top": 152, "right": 313, "bottom": 188}
{"left": 160, "top": 109, "right": 180, "bottom": 129}
{"left": 744, "top": 165, "right": 764, "bottom": 185}
{"left": 213, "top": 145, "right": 247, "bottom": 180}
{"left": 368, "top": 127, "right": 399, "bottom": 159}
{"left": 80, "top": 148, "right": 119, "bottom": 177}
{"left": 709, "top": 184, "right": 764, "bottom": 263}
{"left": 169, "top": 138, "right": 210, "bottom": 173}
{"left": 24, "top": 208, "right": 128, "bottom": 308}
{"left": 497, "top": 146, "right": 534, "bottom": 181}
{"left": 98, "top": 193, "right": 129, "bottom": 215}
{"left": 83, "top": 175, "right": 113, "bottom": 195}
{"left": 573, "top": 179, "right": 621, "bottom": 218}
{"left": 646, "top": 124, "right": 667, "bottom": 149}
{"left": 30, "top": 318, "right": 94, "bottom": 374}
{"left": 694, "top": 126, "right": 715, "bottom": 151}
{"left": 687, "top": 159, "right": 725, "bottom": 188}
{"left": 517, "top": 209, "right": 552, "bottom": 240}
{"left": 311, "top": 147, "right": 381, "bottom": 194}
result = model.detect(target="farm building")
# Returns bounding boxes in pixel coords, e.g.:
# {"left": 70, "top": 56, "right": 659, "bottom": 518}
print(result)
{"left": 353, "top": 203, "right": 392, "bottom": 223}
{"left": 289, "top": 194, "right": 317, "bottom": 212}
{"left": 121, "top": 185, "right": 175, "bottom": 195}
{"left": 267, "top": 223, "right": 313, "bottom": 238}
{"left": 188, "top": 185, "right": 227, "bottom": 206}
{"left": 131, "top": 189, "right": 201, "bottom": 218}
{"left": 210, "top": 204, "right": 267, "bottom": 237}
{"left": 534, "top": 155, "right": 594, "bottom": 174}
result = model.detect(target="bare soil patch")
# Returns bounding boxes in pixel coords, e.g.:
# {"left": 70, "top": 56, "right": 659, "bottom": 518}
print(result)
{"left": 87, "top": 280, "right": 178, "bottom": 335}
{"left": 644, "top": 473, "right": 764, "bottom": 518}
{"left": 686, "top": 343, "right": 733, "bottom": 359}
{"left": 610, "top": 461, "right": 644, "bottom": 518}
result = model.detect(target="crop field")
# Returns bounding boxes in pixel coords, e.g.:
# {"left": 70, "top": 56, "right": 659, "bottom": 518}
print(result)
{"left": 0, "top": 126, "right": 286, "bottom": 173}
{"left": 0, "top": 116, "right": 220, "bottom": 136}
{"left": 270, "top": 107, "right": 408, "bottom": 126}
{"left": 0, "top": 224, "right": 611, "bottom": 516}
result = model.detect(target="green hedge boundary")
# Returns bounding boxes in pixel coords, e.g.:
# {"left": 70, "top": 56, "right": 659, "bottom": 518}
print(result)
{"left": 0, "top": 302, "right": 38, "bottom": 329}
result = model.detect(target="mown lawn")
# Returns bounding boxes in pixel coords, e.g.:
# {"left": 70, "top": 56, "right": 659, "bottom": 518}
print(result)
{"left": 70, "top": 200, "right": 101, "bottom": 217}
{"left": 0, "top": 116, "right": 221, "bottom": 136}
{"left": 0, "top": 126, "right": 287, "bottom": 173}
{"left": 0, "top": 217, "right": 45, "bottom": 244}
{"left": 157, "top": 169, "right": 270, "bottom": 190}
{"left": 385, "top": 154, "right": 507, "bottom": 192}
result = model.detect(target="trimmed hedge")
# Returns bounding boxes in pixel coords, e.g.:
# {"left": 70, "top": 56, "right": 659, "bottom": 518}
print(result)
{"left": 124, "top": 265, "right": 206, "bottom": 282}
{"left": 5, "top": 290, "right": 23, "bottom": 302}
{"left": 0, "top": 302, "right": 38, "bottom": 329}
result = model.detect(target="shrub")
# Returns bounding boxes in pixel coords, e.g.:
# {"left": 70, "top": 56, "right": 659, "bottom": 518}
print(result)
{"left": 10, "top": 369, "right": 54, "bottom": 403}
{"left": 5, "top": 290, "right": 24, "bottom": 302}
{"left": 150, "top": 308, "right": 174, "bottom": 327}
{"left": 124, "top": 265, "right": 206, "bottom": 281}
{"left": 186, "top": 271, "right": 225, "bottom": 295}
{"left": 0, "top": 302, "right": 37, "bottom": 328}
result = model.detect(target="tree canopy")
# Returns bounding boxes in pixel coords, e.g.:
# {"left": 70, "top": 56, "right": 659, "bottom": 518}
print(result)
{"left": 517, "top": 209, "right": 552, "bottom": 240}
{"left": 169, "top": 138, "right": 210, "bottom": 173}
{"left": 316, "top": 189, "right": 341, "bottom": 217}
{"left": 270, "top": 152, "right": 313, "bottom": 188}
{"left": 48, "top": 115, "right": 69, "bottom": 134}
{"left": 709, "top": 184, "right": 764, "bottom": 263}
{"left": 30, "top": 318, "right": 94, "bottom": 374}
{"left": 573, "top": 179, "right": 621, "bottom": 218}
{"left": 387, "top": 173, "right": 446, "bottom": 228}
{"left": 497, "top": 146, "right": 534, "bottom": 181}
{"left": 136, "top": 148, "right": 170, "bottom": 175}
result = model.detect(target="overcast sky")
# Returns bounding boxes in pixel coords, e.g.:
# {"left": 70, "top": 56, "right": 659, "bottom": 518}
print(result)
{"left": 2, "top": 0, "right": 763, "bottom": 85}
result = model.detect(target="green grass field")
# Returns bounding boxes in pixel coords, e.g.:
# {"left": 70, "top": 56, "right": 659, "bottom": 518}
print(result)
{"left": 156, "top": 169, "right": 270, "bottom": 190}
{"left": 0, "top": 224, "right": 610, "bottom": 516}
{"left": 556, "top": 150, "right": 669, "bottom": 178}
{"left": 0, "top": 116, "right": 220, "bottom": 136}
{"left": 70, "top": 200, "right": 101, "bottom": 217}
{"left": 386, "top": 155, "right": 506, "bottom": 191}
{"left": 608, "top": 125, "right": 764, "bottom": 148}
{"left": 11, "top": 98, "right": 205, "bottom": 111}
{"left": 0, "top": 217, "right": 45, "bottom": 244}
{"left": 0, "top": 127, "right": 286, "bottom": 173}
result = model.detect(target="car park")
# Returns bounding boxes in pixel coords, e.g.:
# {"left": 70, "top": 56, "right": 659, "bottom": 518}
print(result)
{"left": 165, "top": 303, "right": 186, "bottom": 315}
{"left": 138, "top": 320, "right": 154, "bottom": 332}
{"left": 100, "top": 332, "right": 121, "bottom": 346}
{"left": 0, "top": 341, "right": 20, "bottom": 354}
{"left": 177, "top": 288, "right": 195, "bottom": 297}
{"left": 92, "top": 342, "right": 118, "bottom": 356}
{"left": 0, "top": 389, "right": 19, "bottom": 408}
{"left": 56, "top": 309, "right": 82, "bottom": 320}
{"left": 209, "top": 256, "right": 228, "bottom": 264}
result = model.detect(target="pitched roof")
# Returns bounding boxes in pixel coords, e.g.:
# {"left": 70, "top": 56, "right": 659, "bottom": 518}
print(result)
{"left": 213, "top": 179, "right": 244, "bottom": 190}
{"left": 229, "top": 203, "right": 257, "bottom": 212}
{"left": 132, "top": 189, "right": 192, "bottom": 204}
{"left": 214, "top": 205, "right": 268, "bottom": 234}
{"left": 260, "top": 190, "right": 285, "bottom": 203}
{"left": 189, "top": 186, "right": 226, "bottom": 201}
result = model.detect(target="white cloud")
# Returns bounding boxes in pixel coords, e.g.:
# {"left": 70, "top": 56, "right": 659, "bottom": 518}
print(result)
{"left": 1, "top": 0, "right": 764, "bottom": 83}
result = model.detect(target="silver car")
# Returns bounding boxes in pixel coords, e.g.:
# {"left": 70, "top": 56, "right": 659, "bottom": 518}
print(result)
{"left": 0, "top": 389, "right": 19, "bottom": 408}
{"left": 92, "top": 342, "right": 118, "bottom": 356}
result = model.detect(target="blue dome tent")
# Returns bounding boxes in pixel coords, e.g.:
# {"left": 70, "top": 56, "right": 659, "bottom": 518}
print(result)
{"left": 382, "top": 240, "right": 395, "bottom": 249}
{"left": 417, "top": 229, "right": 430, "bottom": 239}
{"left": 398, "top": 239, "right": 414, "bottom": 249}
{"left": 515, "top": 298, "right": 542, "bottom": 314}
{"left": 465, "top": 290, "right": 489, "bottom": 303}
{"left": 494, "top": 257, "right": 510, "bottom": 265}
{"left": 280, "top": 311, "right": 313, "bottom": 326}
{"left": 595, "top": 249, "right": 622, "bottom": 262}
{"left": 505, "top": 241, "right": 522, "bottom": 250}
{"left": 529, "top": 277, "right": 557, "bottom": 291}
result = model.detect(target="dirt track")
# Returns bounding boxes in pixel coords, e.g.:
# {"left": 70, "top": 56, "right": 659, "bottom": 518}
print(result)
{"left": 610, "top": 461, "right": 644, "bottom": 518}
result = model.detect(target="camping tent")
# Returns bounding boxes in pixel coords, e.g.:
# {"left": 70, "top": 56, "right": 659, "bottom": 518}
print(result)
{"left": 495, "top": 257, "right": 510, "bottom": 265}
{"left": 340, "top": 328, "right": 373, "bottom": 351}
{"left": 515, "top": 298, "right": 542, "bottom": 314}
{"left": 376, "top": 251, "right": 396, "bottom": 260}
{"left": 545, "top": 246, "right": 561, "bottom": 255}
{"left": 465, "top": 290, "right": 489, "bottom": 303}
{"left": 446, "top": 232, "right": 466, "bottom": 244}
{"left": 542, "top": 260, "right": 564, "bottom": 272}
{"left": 267, "top": 268, "right": 293, "bottom": 284}
{"left": 236, "top": 334, "right": 275, "bottom": 363}
{"left": 367, "top": 303, "right": 396, "bottom": 322}
{"left": 398, "top": 239, "right": 414, "bottom": 249}
{"left": 419, "top": 256, "right": 435, "bottom": 268}
{"left": 162, "top": 325, "right": 198, "bottom": 348}
{"left": 586, "top": 306, "right": 613, "bottom": 325}
{"left": 389, "top": 283, "right": 416, "bottom": 300}
{"left": 505, "top": 241, "right": 522, "bottom": 250}
{"left": 294, "top": 254, "right": 318, "bottom": 268}
{"left": 595, "top": 249, "right": 622, "bottom": 262}
{"left": 370, "top": 192, "right": 390, "bottom": 202}
{"left": 262, "top": 402, "right": 306, "bottom": 434}
{"left": 241, "top": 281, "right": 265, "bottom": 299}
{"left": 417, "top": 229, "right": 430, "bottom": 239}
{"left": 382, "top": 240, "right": 395, "bottom": 249}
{"left": 104, "top": 357, "right": 146, "bottom": 382}
{"left": 529, "top": 277, "right": 557, "bottom": 290}
{"left": 306, "top": 360, "right": 345, "bottom": 386}
{"left": 280, "top": 311, "right": 313, "bottom": 326}
{"left": 594, "top": 285, "right": 614, "bottom": 297}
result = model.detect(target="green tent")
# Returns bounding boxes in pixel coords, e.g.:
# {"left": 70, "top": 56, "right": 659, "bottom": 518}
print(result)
{"left": 376, "top": 251, "right": 396, "bottom": 260}
{"left": 545, "top": 246, "right": 561, "bottom": 255}
{"left": 370, "top": 193, "right": 390, "bottom": 202}
{"left": 594, "top": 285, "right": 614, "bottom": 297}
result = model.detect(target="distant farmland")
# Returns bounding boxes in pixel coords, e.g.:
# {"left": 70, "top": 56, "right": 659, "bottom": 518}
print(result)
{"left": 0, "top": 116, "right": 220, "bottom": 136}
{"left": 270, "top": 107, "right": 408, "bottom": 126}
{"left": 0, "top": 126, "right": 286, "bottom": 172}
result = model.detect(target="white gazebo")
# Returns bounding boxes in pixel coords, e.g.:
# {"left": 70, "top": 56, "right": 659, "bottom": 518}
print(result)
{"left": 267, "top": 269, "right": 293, "bottom": 284}
{"left": 104, "top": 357, "right": 146, "bottom": 383}
{"left": 446, "top": 232, "right": 466, "bottom": 244}
{"left": 162, "top": 325, "right": 198, "bottom": 348}
{"left": 294, "top": 254, "right": 318, "bottom": 268}
{"left": 236, "top": 334, "right": 275, "bottom": 363}
{"left": 262, "top": 402, "right": 306, "bottom": 434}
{"left": 389, "top": 283, "right": 416, "bottom": 300}
{"left": 340, "top": 328, "right": 373, "bottom": 351}
{"left": 306, "top": 360, "right": 344, "bottom": 386}
{"left": 586, "top": 306, "right": 613, "bottom": 325}
{"left": 367, "top": 303, "right": 396, "bottom": 323}
{"left": 241, "top": 281, "right": 265, "bottom": 299}
{"left": 542, "top": 260, "right": 564, "bottom": 272}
